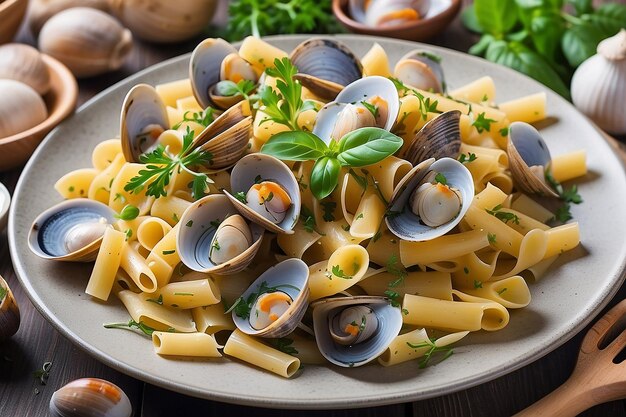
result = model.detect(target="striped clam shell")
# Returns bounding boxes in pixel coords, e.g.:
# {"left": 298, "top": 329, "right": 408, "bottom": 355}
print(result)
{"left": 402, "top": 110, "right": 461, "bottom": 165}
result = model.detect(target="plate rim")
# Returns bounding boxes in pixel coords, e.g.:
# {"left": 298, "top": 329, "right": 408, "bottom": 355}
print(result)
{"left": 8, "top": 34, "right": 626, "bottom": 409}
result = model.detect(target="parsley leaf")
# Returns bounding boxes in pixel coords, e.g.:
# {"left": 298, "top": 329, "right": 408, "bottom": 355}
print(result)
{"left": 268, "top": 337, "right": 298, "bottom": 356}
{"left": 331, "top": 264, "right": 353, "bottom": 279}
{"left": 103, "top": 319, "right": 168, "bottom": 337}
{"left": 115, "top": 204, "right": 140, "bottom": 221}
{"left": 172, "top": 108, "right": 216, "bottom": 130}
{"left": 485, "top": 204, "right": 520, "bottom": 225}
{"left": 458, "top": 152, "right": 477, "bottom": 164}
{"left": 321, "top": 201, "right": 337, "bottom": 222}
{"left": 434, "top": 173, "right": 448, "bottom": 185}
{"left": 472, "top": 112, "right": 497, "bottom": 133}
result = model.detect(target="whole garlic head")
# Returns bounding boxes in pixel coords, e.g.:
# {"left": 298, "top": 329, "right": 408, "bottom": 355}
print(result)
{"left": 571, "top": 29, "right": 626, "bottom": 135}
{"left": 0, "top": 80, "right": 48, "bottom": 139}
{"left": 28, "top": 0, "right": 111, "bottom": 37}
{"left": 0, "top": 43, "right": 50, "bottom": 95}
{"left": 38, "top": 7, "right": 133, "bottom": 78}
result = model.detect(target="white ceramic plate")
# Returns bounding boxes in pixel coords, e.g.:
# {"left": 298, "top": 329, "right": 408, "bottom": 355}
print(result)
{"left": 9, "top": 35, "right": 626, "bottom": 409}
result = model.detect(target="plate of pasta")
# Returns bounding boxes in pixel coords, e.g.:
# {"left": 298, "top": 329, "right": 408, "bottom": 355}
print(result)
{"left": 9, "top": 35, "right": 626, "bottom": 408}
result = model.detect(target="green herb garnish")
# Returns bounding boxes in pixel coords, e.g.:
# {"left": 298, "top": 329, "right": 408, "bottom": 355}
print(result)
{"left": 331, "top": 265, "right": 353, "bottom": 279}
{"left": 33, "top": 361, "right": 53, "bottom": 385}
{"left": 361, "top": 101, "right": 380, "bottom": 119}
{"left": 115, "top": 204, "right": 140, "bottom": 221}
{"left": 488, "top": 233, "right": 497, "bottom": 244}
{"left": 146, "top": 295, "right": 164, "bottom": 305}
{"left": 471, "top": 112, "right": 497, "bottom": 133}
{"left": 234, "top": 191, "right": 248, "bottom": 204}
{"left": 474, "top": 280, "right": 483, "bottom": 289}
{"left": 545, "top": 170, "right": 583, "bottom": 223}
{"left": 434, "top": 173, "right": 448, "bottom": 185}
{"left": 172, "top": 108, "right": 216, "bottom": 130}
{"left": 103, "top": 319, "right": 170, "bottom": 337}
{"left": 407, "top": 339, "right": 454, "bottom": 368}
{"left": 389, "top": 77, "right": 441, "bottom": 120}
{"left": 458, "top": 152, "right": 477, "bottom": 164}
{"left": 485, "top": 204, "right": 520, "bottom": 225}
{"left": 162, "top": 249, "right": 175, "bottom": 255}
{"left": 321, "top": 201, "right": 337, "bottom": 222}
{"left": 268, "top": 337, "right": 299, "bottom": 356}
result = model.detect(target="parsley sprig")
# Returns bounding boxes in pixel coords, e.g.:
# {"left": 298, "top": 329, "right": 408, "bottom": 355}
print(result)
{"left": 485, "top": 204, "right": 520, "bottom": 225}
{"left": 268, "top": 337, "right": 298, "bottom": 356}
{"left": 545, "top": 171, "right": 583, "bottom": 223}
{"left": 472, "top": 112, "right": 497, "bottom": 133}
{"left": 259, "top": 57, "right": 316, "bottom": 131}
{"left": 172, "top": 108, "right": 216, "bottom": 130}
{"left": 384, "top": 255, "right": 408, "bottom": 308}
{"left": 215, "top": 79, "right": 257, "bottom": 102}
{"left": 124, "top": 127, "right": 213, "bottom": 200}
{"left": 390, "top": 77, "right": 441, "bottom": 120}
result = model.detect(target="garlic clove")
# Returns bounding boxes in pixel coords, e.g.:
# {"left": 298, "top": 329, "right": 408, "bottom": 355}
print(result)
{"left": 598, "top": 29, "right": 626, "bottom": 61}
{"left": 0, "top": 80, "right": 48, "bottom": 139}
{"left": 27, "top": 0, "right": 111, "bottom": 37}
{"left": 38, "top": 7, "right": 133, "bottom": 78}
{"left": 0, "top": 43, "right": 50, "bottom": 95}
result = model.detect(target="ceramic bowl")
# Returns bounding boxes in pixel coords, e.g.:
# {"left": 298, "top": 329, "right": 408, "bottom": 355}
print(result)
{"left": 332, "top": 0, "right": 461, "bottom": 41}
{"left": 0, "top": 182, "right": 9, "bottom": 232}
{"left": 0, "top": 0, "right": 28, "bottom": 45}
{"left": 0, "top": 54, "right": 77, "bottom": 172}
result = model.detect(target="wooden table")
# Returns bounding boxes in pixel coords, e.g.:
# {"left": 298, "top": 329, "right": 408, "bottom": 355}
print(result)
{"left": 2, "top": 1, "right": 626, "bottom": 416}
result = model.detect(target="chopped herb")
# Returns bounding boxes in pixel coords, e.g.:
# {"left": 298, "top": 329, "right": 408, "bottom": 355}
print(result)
{"left": 115, "top": 204, "right": 140, "bottom": 221}
{"left": 463, "top": 267, "right": 470, "bottom": 274}
{"left": 481, "top": 93, "right": 489, "bottom": 102}
{"left": 268, "top": 337, "right": 298, "bottom": 356}
{"left": 361, "top": 100, "right": 380, "bottom": 119}
{"left": 303, "top": 215, "right": 316, "bottom": 233}
{"left": 113, "top": 193, "right": 126, "bottom": 203}
{"left": 372, "top": 230, "right": 382, "bottom": 242}
{"left": 215, "top": 79, "right": 256, "bottom": 100}
{"left": 348, "top": 168, "right": 368, "bottom": 194}
{"left": 33, "top": 361, "right": 53, "bottom": 385}
{"left": 124, "top": 229, "right": 132, "bottom": 240}
{"left": 297, "top": 174, "right": 308, "bottom": 190}
{"left": 209, "top": 219, "right": 221, "bottom": 229}
{"left": 172, "top": 213, "right": 180, "bottom": 223}
{"left": 545, "top": 171, "right": 583, "bottom": 223}
{"left": 402, "top": 308, "right": 409, "bottom": 315}
{"left": 172, "top": 108, "right": 216, "bottom": 130}
{"left": 407, "top": 339, "right": 454, "bottom": 368}
{"left": 254, "top": 175, "right": 262, "bottom": 184}
{"left": 174, "top": 292, "right": 194, "bottom": 296}
{"left": 497, "top": 288, "right": 508, "bottom": 295}
{"left": 485, "top": 204, "right": 520, "bottom": 225}
{"left": 499, "top": 127, "right": 509, "bottom": 137}
{"left": 434, "top": 173, "right": 448, "bottom": 185}
{"left": 331, "top": 264, "right": 353, "bottom": 279}
{"left": 355, "top": 213, "right": 364, "bottom": 220}
{"left": 104, "top": 319, "right": 165, "bottom": 337}
{"left": 162, "top": 249, "right": 175, "bottom": 255}
{"left": 384, "top": 289, "right": 402, "bottom": 307}
{"left": 389, "top": 77, "right": 441, "bottom": 120}
{"left": 386, "top": 254, "right": 408, "bottom": 288}
{"left": 263, "top": 192, "right": 274, "bottom": 203}
{"left": 472, "top": 112, "right": 497, "bottom": 133}
{"left": 185, "top": 220, "right": 193, "bottom": 227}
{"left": 473, "top": 280, "right": 483, "bottom": 289}
{"left": 212, "top": 240, "right": 221, "bottom": 251}
{"left": 488, "top": 233, "right": 497, "bottom": 244}
{"left": 146, "top": 294, "right": 163, "bottom": 305}
{"left": 458, "top": 152, "right": 477, "bottom": 164}
{"left": 234, "top": 191, "right": 248, "bottom": 204}
{"left": 68, "top": 186, "right": 75, "bottom": 192}
{"left": 342, "top": 224, "right": 351, "bottom": 232}
{"left": 320, "top": 201, "right": 337, "bottom": 222}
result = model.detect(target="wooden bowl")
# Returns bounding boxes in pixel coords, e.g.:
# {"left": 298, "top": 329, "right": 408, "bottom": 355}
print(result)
{"left": 0, "top": 0, "right": 28, "bottom": 44}
{"left": 332, "top": 0, "right": 461, "bottom": 42}
{"left": 0, "top": 54, "right": 77, "bottom": 171}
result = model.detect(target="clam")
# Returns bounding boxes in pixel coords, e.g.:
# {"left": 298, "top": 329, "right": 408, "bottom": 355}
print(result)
{"left": 401, "top": 110, "right": 461, "bottom": 165}
{"left": 50, "top": 378, "right": 132, "bottom": 417}
{"left": 120, "top": 84, "right": 169, "bottom": 163}
{"left": 349, "top": 0, "right": 430, "bottom": 27}
{"left": 232, "top": 258, "right": 310, "bottom": 338}
{"left": 313, "top": 76, "right": 400, "bottom": 145}
{"left": 225, "top": 154, "right": 301, "bottom": 234}
{"left": 394, "top": 49, "right": 445, "bottom": 93}
{"left": 0, "top": 275, "right": 20, "bottom": 341}
{"left": 177, "top": 194, "right": 264, "bottom": 275}
{"left": 0, "top": 43, "right": 50, "bottom": 95}
{"left": 190, "top": 38, "right": 258, "bottom": 110}
{"left": 289, "top": 38, "right": 363, "bottom": 101}
{"left": 0, "top": 79, "right": 48, "bottom": 139}
{"left": 312, "top": 296, "right": 402, "bottom": 367}
{"left": 386, "top": 157, "right": 474, "bottom": 241}
{"left": 28, "top": 199, "right": 116, "bottom": 262}
{"left": 507, "top": 122, "right": 559, "bottom": 198}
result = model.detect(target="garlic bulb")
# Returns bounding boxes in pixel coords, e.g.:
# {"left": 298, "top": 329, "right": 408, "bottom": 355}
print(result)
{"left": 0, "top": 80, "right": 48, "bottom": 139}
{"left": 571, "top": 29, "right": 626, "bottom": 135}
{"left": 0, "top": 275, "right": 20, "bottom": 341}
{"left": 109, "top": 0, "right": 217, "bottom": 43}
{"left": 0, "top": 43, "right": 50, "bottom": 95}
{"left": 28, "top": 0, "right": 111, "bottom": 37}
{"left": 38, "top": 7, "right": 133, "bottom": 78}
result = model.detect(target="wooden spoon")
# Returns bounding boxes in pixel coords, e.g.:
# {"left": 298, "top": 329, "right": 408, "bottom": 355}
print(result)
{"left": 515, "top": 299, "right": 626, "bottom": 416}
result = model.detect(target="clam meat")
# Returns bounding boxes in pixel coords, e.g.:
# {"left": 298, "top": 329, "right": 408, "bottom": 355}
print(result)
{"left": 249, "top": 290, "right": 293, "bottom": 330}
{"left": 208, "top": 214, "right": 253, "bottom": 265}
{"left": 349, "top": 0, "right": 430, "bottom": 27}
{"left": 409, "top": 171, "right": 463, "bottom": 228}
{"left": 329, "top": 305, "right": 378, "bottom": 346}
{"left": 245, "top": 180, "right": 293, "bottom": 224}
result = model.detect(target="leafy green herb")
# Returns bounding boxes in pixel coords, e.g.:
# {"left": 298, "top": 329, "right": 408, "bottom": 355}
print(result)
{"left": 384, "top": 289, "right": 402, "bottom": 307}
{"left": 146, "top": 294, "right": 164, "bottom": 305}
{"left": 68, "top": 186, "right": 75, "bottom": 192}
{"left": 115, "top": 204, "right": 140, "bottom": 221}
{"left": 124, "top": 229, "right": 133, "bottom": 240}
{"left": 488, "top": 233, "right": 497, "bottom": 244}
{"left": 458, "top": 152, "right": 477, "bottom": 164}
{"left": 407, "top": 339, "right": 454, "bottom": 369}
{"left": 0, "top": 284, "right": 6, "bottom": 303}
{"left": 215, "top": 79, "right": 256, "bottom": 100}
{"left": 474, "top": 280, "right": 483, "bottom": 289}
{"left": 355, "top": 213, "right": 364, "bottom": 220}
{"left": 103, "top": 319, "right": 169, "bottom": 337}
{"left": 227, "top": 0, "right": 342, "bottom": 40}
{"left": 185, "top": 220, "right": 193, "bottom": 227}
{"left": 33, "top": 361, "right": 53, "bottom": 385}
{"left": 124, "top": 127, "right": 213, "bottom": 200}
{"left": 113, "top": 193, "right": 126, "bottom": 203}
{"left": 331, "top": 264, "right": 353, "bottom": 279}
{"left": 227, "top": 281, "right": 300, "bottom": 320}
{"left": 361, "top": 101, "right": 380, "bottom": 119}
{"left": 172, "top": 213, "right": 180, "bottom": 223}
{"left": 261, "top": 127, "right": 402, "bottom": 199}
{"left": 268, "top": 337, "right": 298, "bottom": 356}
{"left": 545, "top": 170, "right": 583, "bottom": 223}
{"left": 499, "top": 127, "right": 509, "bottom": 137}
{"left": 471, "top": 112, "right": 497, "bottom": 133}
{"left": 464, "top": 267, "right": 470, "bottom": 274}
{"left": 485, "top": 204, "right": 520, "bottom": 225}
{"left": 212, "top": 239, "right": 221, "bottom": 251}
{"left": 172, "top": 108, "right": 216, "bottom": 130}
{"left": 234, "top": 191, "right": 248, "bottom": 204}
{"left": 320, "top": 201, "right": 337, "bottom": 222}
{"left": 390, "top": 77, "right": 441, "bottom": 120}
{"left": 434, "top": 173, "right": 448, "bottom": 185}
{"left": 162, "top": 249, "right": 175, "bottom": 255}
{"left": 386, "top": 254, "right": 408, "bottom": 288}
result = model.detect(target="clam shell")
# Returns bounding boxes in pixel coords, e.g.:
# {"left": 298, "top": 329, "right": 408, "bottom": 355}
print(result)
{"left": 28, "top": 199, "right": 116, "bottom": 262}
{"left": 394, "top": 49, "right": 445, "bottom": 93}
{"left": 177, "top": 194, "right": 264, "bottom": 275}
{"left": 313, "top": 76, "right": 400, "bottom": 145}
{"left": 232, "top": 258, "right": 310, "bottom": 338}
{"left": 290, "top": 38, "right": 363, "bottom": 101}
{"left": 0, "top": 275, "right": 20, "bottom": 341}
{"left": 225, "top": 154, "right": 301, "bottom": 234}
{"left": 402, "top": 110, "right": 461, "bottom": 165}
{"left": 189, "top": 38, "right": 238, "bottom": 109}
{"left": 120, "top": 83, "right": 169, "bottom": 162}
{"left": 386, "top": 157, "right": 474, "bottom": 242}
{"left": 50, "top": 378, "right": 132, "bottom": 417}
{"left": 0, "top": 43, "right": 50, "bottom": 95}
{"left": 312, "top": 296, "right": 402, "bottom": 367}
{"left": 507, "top": 122, "right": 558, "bottom": 198}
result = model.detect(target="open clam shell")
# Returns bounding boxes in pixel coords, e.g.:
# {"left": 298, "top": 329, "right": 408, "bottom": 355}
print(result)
{"left": 312, "top": 296, "right": 402, "bottom": 367}
{"left": 189, "top": 38, "right": 238, "bottom": 110}
{"left": 394, "top": 49, "right": 445, "bottom": 93}
{"left": 386, "top": 157, "right": 474, "bottom": 242}
{"left": 290, "top": 38, "right": 363, "bottom": 101}
{"left": 50, "top": 378, "right": 132, "bottom": 417}
{"left": 225, "top": 154, "right": 301, "bottom": 234}
{"left": 507, "top": 122, "right": 558, "bottom": 198}
{"left": 177, "top": 194, "right": 264, "bottom": 275}
{"left": 313, "top": 76, "right": 400, "bottom": 145}
{"left": 120, "top": 83, "right": 169, "bottom": 163}
{"left": 232, "top": 258, "right": 310, "bottom": 338}
{"left": 28, "top": 199, "right": 117, "bottom": 262}
{"left": 402, "top": 110, "right": 461, "bottom": 165}
{"left": 0, "top": 275, "right": 20, "bottom": 341}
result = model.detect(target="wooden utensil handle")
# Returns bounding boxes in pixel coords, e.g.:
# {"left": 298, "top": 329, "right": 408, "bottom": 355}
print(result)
{"left": 514, "top": 377, "right": 598, "bottom": 417}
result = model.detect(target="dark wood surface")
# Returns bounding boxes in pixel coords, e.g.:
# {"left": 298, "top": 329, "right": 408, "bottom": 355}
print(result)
{"left": 2, "top": 1, "right": 626, "bottom": 416}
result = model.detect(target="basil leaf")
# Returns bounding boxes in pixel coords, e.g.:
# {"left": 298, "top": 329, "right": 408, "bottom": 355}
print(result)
{"left": 461, "top": 5, "right": 484, "bottom": 33}
{"left": 261, "top": 131, "right": 328, "bottom": 161}
{"left": 474, "top": 0, "right": 518, "bottom": 36}
{"left": 561, "top": 23, "right": 605, "bottom": 67}
{"left": 336, "top": 127, "right": 402, "bottom": 167}
{"left": 567, "top": 0, "right": 593, "bottom": 16}
{"left": 310, "top": 157, "right": 341, "bottom": 200}
{"left": 116, "top": 204, "right": 140, "bottom": 221}
{"left": 469, "top": 34, "right": 494, "bottom": 55}
{"left": 486, "top": 40, "right": 571, "bottom": 99}
{"left": 585, "top": 4, "right": 626, "bottom": 38}
{"left": 530, "top": 14, "right": 565, "bottom": 61}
